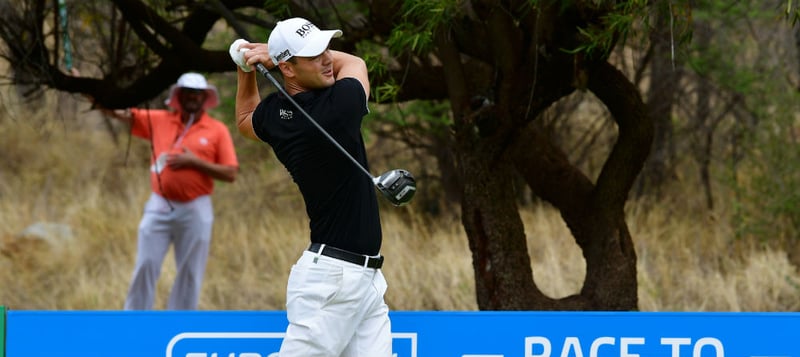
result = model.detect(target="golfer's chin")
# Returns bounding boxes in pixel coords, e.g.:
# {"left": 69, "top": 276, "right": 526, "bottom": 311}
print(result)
{"left": 313, "top": 76, "right": 336, "bottom": 89}
{"left": 322, "top": 73, "right": 336, "bottom": 84}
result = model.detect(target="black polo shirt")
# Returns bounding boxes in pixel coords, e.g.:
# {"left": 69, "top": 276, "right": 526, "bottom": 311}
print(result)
{"left": 252, "top": 78, "right": 382, "bottom": 255}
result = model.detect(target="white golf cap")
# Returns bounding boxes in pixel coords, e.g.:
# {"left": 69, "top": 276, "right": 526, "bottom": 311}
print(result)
{"left": 164, "top": 72, "right": 219, "bottom": 111}
{"left": 268, "top": 17, "right": 342, "bottom": 64}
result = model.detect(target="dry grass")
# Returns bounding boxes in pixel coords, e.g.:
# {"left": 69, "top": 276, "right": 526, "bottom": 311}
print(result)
{"left": 1, "top": 90, "right": 799, "bottom": 312}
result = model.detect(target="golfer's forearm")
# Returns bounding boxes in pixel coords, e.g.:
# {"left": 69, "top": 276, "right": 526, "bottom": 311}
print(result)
{"left": 331, "top": 50, "right": 370, "bottom": 98}
{"left": 235, "top": 69, "right": 260, "bottom": 140}
{"left": 331, "top": 50, "right": 364, "bottom": 77}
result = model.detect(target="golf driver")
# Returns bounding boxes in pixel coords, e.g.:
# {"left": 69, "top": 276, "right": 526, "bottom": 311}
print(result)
{"left": 253, "top": 62, "right": 417, "bottom": 206}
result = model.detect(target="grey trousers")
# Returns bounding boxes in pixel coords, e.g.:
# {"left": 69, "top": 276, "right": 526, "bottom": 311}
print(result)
{"left": 124, "top": 193, "right": 213, "bottom": 310}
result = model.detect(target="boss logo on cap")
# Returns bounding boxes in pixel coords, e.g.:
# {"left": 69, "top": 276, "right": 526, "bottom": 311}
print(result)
{"left": 294, "top": 21, "right": 317, "bottom": 37}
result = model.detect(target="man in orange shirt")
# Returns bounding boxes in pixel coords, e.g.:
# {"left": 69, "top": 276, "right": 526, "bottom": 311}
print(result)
{"left": 98, "top": 72, "right": 239, "bottom": 310}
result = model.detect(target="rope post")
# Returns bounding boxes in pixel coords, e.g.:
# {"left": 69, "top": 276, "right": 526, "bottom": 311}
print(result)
{"left": 58, "top": 0, "right": 72, "bottom": 71}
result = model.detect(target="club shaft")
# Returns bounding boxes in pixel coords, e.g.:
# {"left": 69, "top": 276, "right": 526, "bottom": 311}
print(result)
{"left": 255, "top": 64, "right": 376, "bottom": 183}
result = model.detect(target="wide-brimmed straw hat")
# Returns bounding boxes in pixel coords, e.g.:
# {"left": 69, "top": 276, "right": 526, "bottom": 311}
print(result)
{"left": 164, "top": 72, "right": 219, "bottom": 111}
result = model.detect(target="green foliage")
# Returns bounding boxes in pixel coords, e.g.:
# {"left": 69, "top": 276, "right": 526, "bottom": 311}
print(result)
{"left": 354, "top": 41, "right": 401, "bottom": 103}
{"left": 685, "top": 42, "right": 760, "bottom": 96}
{"left": 364, "top": 100, "right": 452, "bottom": 165}
{"left": 386, "top": 0, "right": 460, "bottom": 55}
{"left": 732, "top": 95, "right": 800, "bottom": 242}
{"left": 386, "top": 22, "right": 434, "bottom": 55}
{"left": 692, "top": 0, "right": 800, "bottom": 243}
{"left": 785, "top": 0, "right": 800, "bottom": 25}
{"left": 373, "top": 100, "right": 453, "bottom": 130}
{"left": 567, "top": 0, "right": 650, "bottom": 57}
{"left": 568, "top": 0, "right": 695, "bottom": 59}
{"left": 373, "top": 80, "right": 402, "bottom": 104}
{"left": 261, "top": 1, "right": 291, "bottom": 18}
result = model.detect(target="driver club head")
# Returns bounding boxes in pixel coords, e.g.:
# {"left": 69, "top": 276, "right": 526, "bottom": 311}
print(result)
{"left": 374, "top": 169, "right": 417, "bottom": 206}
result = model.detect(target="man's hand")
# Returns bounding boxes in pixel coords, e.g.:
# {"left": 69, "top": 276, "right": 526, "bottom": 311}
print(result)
{"left": 168, "top": 146, "right": 238, "bottom": 182}
{"left": 167, "top": 147, "right": 199, "bottom": 170}
{"left": 229, "top": 39, "right": 253, "bottom": 72}
{"left": 70, "top": 67, "right": 134, "bottom": 122}
{"left": 240, "top": 42, "right": 274, "bottom": 70}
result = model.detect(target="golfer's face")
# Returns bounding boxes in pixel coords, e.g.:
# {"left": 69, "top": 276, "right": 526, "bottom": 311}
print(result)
{"left": 178, "top": 88, "right": 207, "bottom": 113}
{"left": 293, "top": 49, "right": 335, "bottom": 89}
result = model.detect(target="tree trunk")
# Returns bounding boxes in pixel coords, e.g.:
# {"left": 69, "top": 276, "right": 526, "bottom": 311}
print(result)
{"left": 637, "top": 0, "right": 679, "bottom": 197}
{"left": 458, "top": 146, "right": 543, "bottom": 309}
{"left": 509, "top": 61, "right": 648, "bottom": 310}
{"left": 453, "top": 57, "right": 646, "bottom": 310}
{"left": 693, "top": 19, "right": 715, "bottom": 210}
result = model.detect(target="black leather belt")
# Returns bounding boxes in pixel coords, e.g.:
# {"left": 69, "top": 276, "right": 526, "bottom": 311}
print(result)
{"left": 308, "top": 243, "right": 384, "bottom": 269}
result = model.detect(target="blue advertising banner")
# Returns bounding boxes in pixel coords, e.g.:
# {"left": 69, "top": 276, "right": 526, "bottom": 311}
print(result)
{"left": 5, "top": 310, "right": 800, "bottom": 357}
{"left": 0, "top": 306, "right": 5, "bottom": 357}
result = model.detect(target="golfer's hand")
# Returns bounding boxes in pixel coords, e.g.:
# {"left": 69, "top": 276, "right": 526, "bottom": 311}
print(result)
{"left": 239, "top": 42, "right": 275, "bottom": 70}
{"left": 229, "top": 39, "right": 253, "bottom": 72}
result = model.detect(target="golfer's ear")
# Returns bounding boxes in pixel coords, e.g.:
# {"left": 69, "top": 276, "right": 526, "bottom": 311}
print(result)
{"left": 278, "top": 62, "right": 295, "bottom": 78}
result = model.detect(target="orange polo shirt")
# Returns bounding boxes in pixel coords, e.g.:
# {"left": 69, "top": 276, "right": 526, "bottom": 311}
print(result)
{"left": 130, "top": 109, "right": 238, "bottom": 202}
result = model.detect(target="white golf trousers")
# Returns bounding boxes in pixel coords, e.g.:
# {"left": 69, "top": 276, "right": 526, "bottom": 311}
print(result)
{"left": 279, "top": 249, "right": 392, "bottom": 357}
{"left": 124, "top": 193, "right": 213, "bottom": 310}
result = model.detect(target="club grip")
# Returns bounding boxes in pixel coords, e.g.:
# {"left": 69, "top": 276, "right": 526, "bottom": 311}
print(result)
{"left": 256, "top": 63, "right": 269, "bottom": 76}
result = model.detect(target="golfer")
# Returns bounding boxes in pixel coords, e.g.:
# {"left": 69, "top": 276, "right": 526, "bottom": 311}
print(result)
{"left": 231, "top": 17, "right": 391, "bottom": 357}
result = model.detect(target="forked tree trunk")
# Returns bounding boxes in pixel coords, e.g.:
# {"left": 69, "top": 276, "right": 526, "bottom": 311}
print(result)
{"left": 456, "top": 61, "right": 649, "bottom": 311}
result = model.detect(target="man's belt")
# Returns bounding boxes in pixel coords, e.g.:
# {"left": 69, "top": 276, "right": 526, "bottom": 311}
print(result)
{"left": 308, "top": 243, "right": 384, "bottom": 269}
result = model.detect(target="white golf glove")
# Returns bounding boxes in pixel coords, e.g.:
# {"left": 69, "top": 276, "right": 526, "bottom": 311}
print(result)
{"left": 229, "top": 39, "right": 252, "bottom": 72}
